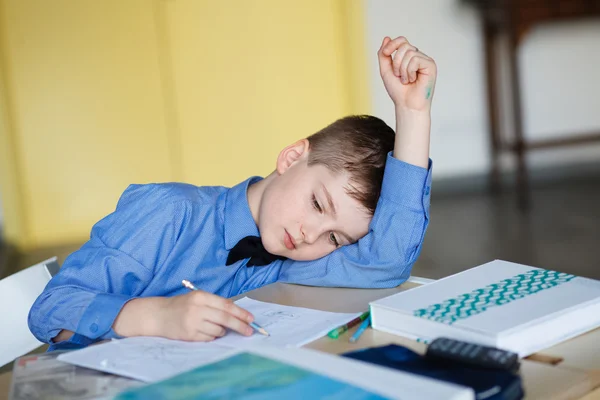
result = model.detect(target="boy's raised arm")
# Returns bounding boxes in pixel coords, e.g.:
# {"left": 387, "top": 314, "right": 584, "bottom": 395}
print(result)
{"left": 378, "top": 36, "right": 436, "bottom": 168}
{"left": 277, "top": 36, "right": 435, "bottom": 289}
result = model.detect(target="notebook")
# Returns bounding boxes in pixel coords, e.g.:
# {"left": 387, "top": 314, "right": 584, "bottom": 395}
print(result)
{"left": 113, "top": 345, "right": 474, "bottom": 400}
{"left": 370, "top": 260, "right": 600, "bottom": 356}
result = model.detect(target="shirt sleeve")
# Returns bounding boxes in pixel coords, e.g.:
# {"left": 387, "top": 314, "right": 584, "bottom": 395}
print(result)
{"left": 28, "top": 184, "right": 193, "bottom": 347}
{"left": 277, "top": 152, "right": 432, "bottom": 289}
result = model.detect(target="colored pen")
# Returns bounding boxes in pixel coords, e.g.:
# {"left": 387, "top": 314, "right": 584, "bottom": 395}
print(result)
{"left": 181, "top": 279, "right": 270, "bottom": 336}
{"left": 327, "top": 311, "right": 370, "bottom": 339}
{"left": 349, "top": 314, "right": 371, "bottom": 343}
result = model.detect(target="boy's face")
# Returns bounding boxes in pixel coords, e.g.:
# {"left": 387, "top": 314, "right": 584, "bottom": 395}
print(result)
{"left": 250, "top": 139, "right": 372, "bottom": 261}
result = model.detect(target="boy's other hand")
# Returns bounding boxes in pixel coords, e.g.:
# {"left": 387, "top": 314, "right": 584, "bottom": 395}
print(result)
{"left": 378, "top": 36, "right": 437, "bottom": 112}
{"left": 114, "top": 291, "right": 255, "bottom": 341}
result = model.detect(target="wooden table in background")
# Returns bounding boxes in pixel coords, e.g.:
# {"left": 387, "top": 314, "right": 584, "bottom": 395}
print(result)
{"left": 465, "top": 0, "right": 600, "bottom": 209}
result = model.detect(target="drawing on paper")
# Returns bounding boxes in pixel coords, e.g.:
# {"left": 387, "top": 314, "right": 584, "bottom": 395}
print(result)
{"left": 258, "top": 310, "right": 299, "bottom": 328}
{"left": 212, "top": 298, "right": 359, "bottom": 348}
{"left": 109, "top": 340, "right": 230, "bottom": 375}
{"left": 262, "top": 310, "right": 297, "bottom": 319}
{"left": 101, "top": 341, "right": 196, "bottom": 371}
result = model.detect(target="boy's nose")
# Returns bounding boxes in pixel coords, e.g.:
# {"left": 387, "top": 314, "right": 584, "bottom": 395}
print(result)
{"left": 300, "top": 225, "right": 319, "bottom": 245}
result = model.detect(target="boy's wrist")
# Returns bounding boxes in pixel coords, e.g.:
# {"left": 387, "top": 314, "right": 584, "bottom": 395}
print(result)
{"left": 113, "top": 297, "right": 163, "bottom": 338}
{"left": 393, "top": 107, "right": 431, "bottom": 168}
{"left": 395, "top": 108, "right": 431, "bottom": 136}
{"left": 394, "top": 106, "right": 431, "bottom": 121}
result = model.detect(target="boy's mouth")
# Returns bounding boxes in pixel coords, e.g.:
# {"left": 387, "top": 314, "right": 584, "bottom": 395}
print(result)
{"left": 284, "top": 230, "right": 296, "bottom": 250}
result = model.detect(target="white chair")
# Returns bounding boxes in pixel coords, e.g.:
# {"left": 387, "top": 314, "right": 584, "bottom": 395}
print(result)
{"left": 0, "top": 257, "right": 59, "bottom": 368}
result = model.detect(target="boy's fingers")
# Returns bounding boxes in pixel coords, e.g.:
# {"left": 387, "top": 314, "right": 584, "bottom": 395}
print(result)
{"left": 380, "top": 36, "right": 391, "bottom": 48}
{"left": 407, "top": 56, "right": 435, "bottom": 84}
{"left": 198, "top": 321, "right": 227, "bottom": 338}
{"left": 399, "top": 50, "right": 418, "bottom": 83}
{"left": 407, "top": 57, "right": 423, "bottom": 83}
{"left": 392, "top": 43, "right": 418, "bottom": 77}
{"left": 383, "top": 36, "right": 408, "bottom": 56}
{"left": 377, "top": 36, "right": 393, "bottom": 77}
{"left": 192, "top": 291, "right": 254, "bottom": 323}
{"left": 191, "top": 332, "right": 216, "bottom": 342}
{"left": 203, "top": 307, "right": 254, "bottom": 336}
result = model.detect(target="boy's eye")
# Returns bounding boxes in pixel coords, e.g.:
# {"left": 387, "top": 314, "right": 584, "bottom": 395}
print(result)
{"left": 329, "top": 232, "right": 340, "bottom": 247}
{"left": 312, "top": 195, "right": 322, "bottom": 213}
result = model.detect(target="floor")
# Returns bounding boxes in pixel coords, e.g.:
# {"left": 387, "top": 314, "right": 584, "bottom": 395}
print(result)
{"left": 1, "top": 175, "right": 599, "bottom": 281}
{"left": 413, "top": 175, "right": 600, "bottom": 280}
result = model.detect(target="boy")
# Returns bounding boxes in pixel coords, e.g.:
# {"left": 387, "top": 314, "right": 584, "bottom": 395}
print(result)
{"left": 29, "top": 36, "right": 436, "bottom": 349}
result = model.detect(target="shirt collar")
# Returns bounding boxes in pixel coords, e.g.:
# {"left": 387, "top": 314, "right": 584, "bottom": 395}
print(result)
{"left": 224, "top": 176, "right": 263, "bottom": 250}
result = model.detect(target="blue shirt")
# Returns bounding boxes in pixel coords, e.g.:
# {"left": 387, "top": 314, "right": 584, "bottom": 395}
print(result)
{"left": 28, "top": 153, "right": 432, "bottom": 349}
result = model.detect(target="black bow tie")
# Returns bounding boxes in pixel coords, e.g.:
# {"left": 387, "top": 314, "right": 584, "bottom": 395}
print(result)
{"left": 226, "top": 236, "right": 288, "bottom": 267}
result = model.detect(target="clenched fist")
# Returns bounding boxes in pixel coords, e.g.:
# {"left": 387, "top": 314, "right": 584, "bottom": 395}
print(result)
{"left": 378, "top": 36, "right": 437, "bottom": 112}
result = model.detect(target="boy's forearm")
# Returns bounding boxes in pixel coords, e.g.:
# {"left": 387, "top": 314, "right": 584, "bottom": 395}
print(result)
{"left": 50, "top": 297, "right": 162, "bottom": 343}
{"left": 393, "top": 107, "right": 431, "bottom": 168}
{"left": 52, "top": 329, "right": 75, "bottom": 342}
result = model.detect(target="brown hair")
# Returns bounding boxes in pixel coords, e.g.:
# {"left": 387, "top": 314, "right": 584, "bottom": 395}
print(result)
{"left": 306, "top": 115, "right": 395, "bottom": 215}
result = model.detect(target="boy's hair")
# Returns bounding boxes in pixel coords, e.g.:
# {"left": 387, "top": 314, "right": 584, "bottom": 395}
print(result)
{"left": 306, "top": 115, "right": 395, "bottom": 215}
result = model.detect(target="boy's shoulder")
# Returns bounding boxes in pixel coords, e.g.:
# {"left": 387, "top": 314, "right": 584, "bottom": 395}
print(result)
{"left": 115, "top": 182, "right": 228, "bottom": 210}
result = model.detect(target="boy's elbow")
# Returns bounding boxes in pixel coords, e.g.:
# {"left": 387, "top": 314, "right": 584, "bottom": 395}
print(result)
{"left": 28, "top": 304, "right": 50, "bottom": 343}
{"left": 28, "top": 291, "right": 61, "bottom": 344}
{"left": 374, "top": 274, "right": 409, "bottom": 289}
{"left": 374, "top": 261, "right": 413, "bottom": 289}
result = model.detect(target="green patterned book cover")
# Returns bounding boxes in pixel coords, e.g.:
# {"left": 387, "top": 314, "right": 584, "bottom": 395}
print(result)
{"left": 115, "top": 352, "right": 386, "bottom": 400}
{"left": 370, "top": 260, "right": 600, "bottom": 356}
{"left": 112, "top": 347, "right": 473, "bottom": 400}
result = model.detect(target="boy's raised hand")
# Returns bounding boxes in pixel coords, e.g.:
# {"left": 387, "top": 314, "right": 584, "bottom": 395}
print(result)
{"left": 378, "top": 36, "right": 437, "bottom": 112}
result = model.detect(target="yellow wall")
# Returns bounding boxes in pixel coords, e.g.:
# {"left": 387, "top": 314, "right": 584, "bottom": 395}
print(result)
{"left": 161, "top": 0, "right": 370, "bottom": 185}
{"left": 0, "top": 12, "right": 26, "bottom": 244}
{"left": 0, "top": 0, "right": 369, "bottom": 250}
{"left": 0, "top": 0, "right": 175, "bottom": 249}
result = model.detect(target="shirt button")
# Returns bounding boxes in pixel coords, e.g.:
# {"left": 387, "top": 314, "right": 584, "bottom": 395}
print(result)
{"left": 90, "top": 323, "right": 98, "bottom": 333}
{"left": 425, "top": 186, "right": 430, "bottom": 195}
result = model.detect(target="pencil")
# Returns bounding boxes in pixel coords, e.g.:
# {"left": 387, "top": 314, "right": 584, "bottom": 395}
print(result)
{"left": 349, "top": 314, "right": 371, "bottom": 343}
{"left": 181, "top": 280, "right": 269, "bottom": 336}
{"left": 327, "top": 311, "right": 370, "bottom": 339}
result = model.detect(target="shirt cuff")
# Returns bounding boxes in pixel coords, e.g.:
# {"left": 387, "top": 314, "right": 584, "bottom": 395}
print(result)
{"left": 47, "top": 329, "right": 124, "bottom": 352}
{"left": 380, "top": 152, "right": 432, "bottom": 214}
{"left": 75, "top": 293, "right": 133, "bottom": 340}
{"left": 48, "top": 333, "right": 94, "bottom": 352}
{"left": 101, "top": 328, "right": 126, "bottom": 340}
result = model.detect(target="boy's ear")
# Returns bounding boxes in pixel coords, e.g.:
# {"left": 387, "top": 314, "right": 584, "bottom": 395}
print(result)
{"left": 276, "top": 139, "right": 310, "bottom": 175}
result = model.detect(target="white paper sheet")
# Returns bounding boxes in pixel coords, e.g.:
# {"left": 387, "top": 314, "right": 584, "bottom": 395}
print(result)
{"left": 57, "top": 298, "right": 359, "bottom": 382}
{"left": 215, "top": 297, "right": 359, "bottom": 347}
{"left": 57, "top": 337, "right": 239, "bottom": 382}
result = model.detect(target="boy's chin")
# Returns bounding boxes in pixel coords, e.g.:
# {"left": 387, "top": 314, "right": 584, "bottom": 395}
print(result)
{"left": 261, "top": 236, "right": 286, "bottom": 257}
